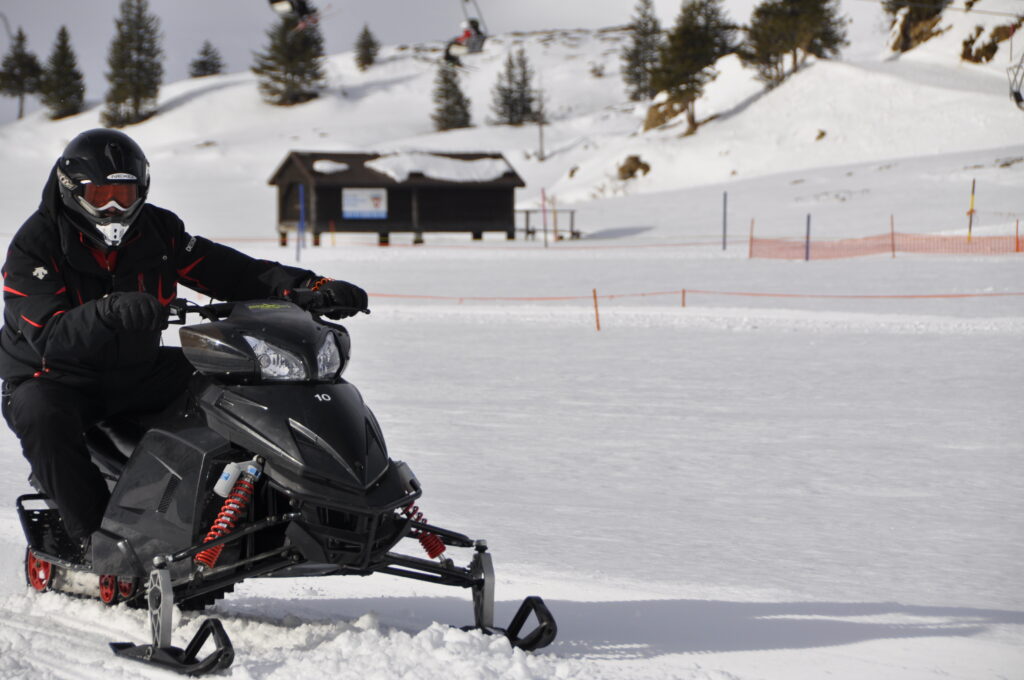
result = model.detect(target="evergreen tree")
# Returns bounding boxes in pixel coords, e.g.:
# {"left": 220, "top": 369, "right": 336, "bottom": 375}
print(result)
{"left": 431, "top": 63, "right": 472, "bottom": 131}
{"left": 490, "top": 52, "right": 517, "bottom": 125}
{"left": 621, "top": 0, "right": 663, "bottom": 101}
{"left": 39, "top": 26, "right": 86, "bottom": 120}
{"left": 490, "top": 49, "right": 539, "bottom": 125}
{"left": 513, "top": 49, "right": 538, "bottom": 123}
{"left": 102, "top": 0, "right": 164, "bottom": 127}
{"left": 651, "top": 0, "right": 736, "bottom": 133}
{"left": 779, "top": 0, "right": 848, "bottom": 71}
{"left": 354, "top": 24, "right": 381, "bottom": 71}
{"left": 0, "top": 28, "right": 43, "bottom": 120}
{"left": 189, "top": 40, "right": 224, "bottom": 77}
{"left": 740, "top": 0, "right": 792, "bottom": 88}
{"left": 252, "top": 12, "right": 326, "bottom": 106}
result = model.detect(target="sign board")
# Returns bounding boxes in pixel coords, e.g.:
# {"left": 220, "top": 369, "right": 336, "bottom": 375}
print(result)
{"left": 342, "top": 188, "right": 387, "bottom": 220}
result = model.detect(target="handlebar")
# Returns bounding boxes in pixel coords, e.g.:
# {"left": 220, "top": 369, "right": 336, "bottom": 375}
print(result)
{"left": 167, "top": 290, "right": 370, "bottom": 324}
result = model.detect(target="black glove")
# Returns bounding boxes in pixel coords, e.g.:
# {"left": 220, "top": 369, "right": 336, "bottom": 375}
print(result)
{"left": 317, "top": 279, "right": 368, "bottom": 318}
{"left": 97, "top": 292, "right": 167, "bottom": 332}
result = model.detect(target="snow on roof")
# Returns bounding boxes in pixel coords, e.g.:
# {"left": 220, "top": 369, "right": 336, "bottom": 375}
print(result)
{"left": 312, "top": 159, "right": 350, "bottom": 174}
{"left": 365, "top": 152, "right": 509, "bottom": 183}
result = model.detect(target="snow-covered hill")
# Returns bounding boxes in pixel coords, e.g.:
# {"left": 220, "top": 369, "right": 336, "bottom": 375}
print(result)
{"left": 0, "top": 2, "right": 1021, "bottom": 678}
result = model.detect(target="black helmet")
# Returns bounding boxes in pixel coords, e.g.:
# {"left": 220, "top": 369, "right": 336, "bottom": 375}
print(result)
{"left": 56, "top": 128, "right": 150, "bottom": 249}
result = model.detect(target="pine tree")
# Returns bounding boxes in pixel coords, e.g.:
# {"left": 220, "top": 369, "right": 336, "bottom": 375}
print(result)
{"left": 513, "top": 49, "right": 538, "bottom": 123}
{"left": 490, "top": 49, "right": 538, "bottom": 125}
{"left": 621, "top": 0, "right": 663, "bottom": 101}
{"left": 490, "top": 52, "right": 517, "bottom": 125}
{"left": 651, "top": 0, "right": 736, "bottom": 133}
{"left": 882, "top": 0, "right": 949, "bottom": 24}
{"left": 779, "top": 0, "right": 848, "bottom": 71}
{"left": 354, "top": 24, "right": 381, "bottom": 71}
{"left": 431, "top": 64, "right": 472, "bottom": 131}
{"left": 252, "top": 12, "right": 326, "bottom": 106}
{"left": 0, "top": 28, "right": 43, "bottom": 120}
{"left": 190, "top": 40, "right": 224, "bottom": 78}
{"left": 39, "top": 26, "right": 86, "bottom": 120}
{"left": 102, "top": 0, "right": 164, "bottom": 127}
{"left": 740, "top": 0, "right": 793, "bottom": 88}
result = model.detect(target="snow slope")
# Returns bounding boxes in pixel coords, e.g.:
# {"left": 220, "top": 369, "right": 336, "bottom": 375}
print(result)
{"left": 0, "top": 4, "right": 1021, "bottom": 678}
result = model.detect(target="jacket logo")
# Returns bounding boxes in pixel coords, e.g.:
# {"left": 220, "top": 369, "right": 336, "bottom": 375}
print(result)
{"left": 32, "top": 267, "right": 48, "bottom": 280}
{"left": 185, "top": 236, "right": 197, "bottom": 252}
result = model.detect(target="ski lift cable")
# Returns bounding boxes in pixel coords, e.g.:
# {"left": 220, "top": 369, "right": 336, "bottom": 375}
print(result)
{"left": 854, "top": 0, "right": 1024, "bottom": 18}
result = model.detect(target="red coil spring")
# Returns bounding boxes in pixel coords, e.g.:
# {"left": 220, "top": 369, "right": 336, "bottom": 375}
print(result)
{"left": 195, "top": 478, "right": 255, "bottom": 568}
{"left": 402, "top": 503, "right": 446, "bottom": 559}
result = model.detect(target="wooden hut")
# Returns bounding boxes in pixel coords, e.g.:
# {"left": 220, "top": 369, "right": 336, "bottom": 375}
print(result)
{"left": 268, "top": 151, "right": 526, "bottom": 244}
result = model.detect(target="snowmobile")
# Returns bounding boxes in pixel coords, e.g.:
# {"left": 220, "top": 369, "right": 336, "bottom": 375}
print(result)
{"left": 18, "top": 290, "right": 556, "bottom": 675}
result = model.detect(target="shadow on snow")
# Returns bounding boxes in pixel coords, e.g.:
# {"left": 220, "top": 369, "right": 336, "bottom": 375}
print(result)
{"left": 215, "top": 595, "right": 1022, "bottom": 659}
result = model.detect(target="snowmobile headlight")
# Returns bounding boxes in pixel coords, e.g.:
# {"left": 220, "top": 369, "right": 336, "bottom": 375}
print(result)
{"left": 316, "top": 335, "right": 342, "bottom": 380}
{"left": 242, "top": 335, "right": 307, "bottom": 381}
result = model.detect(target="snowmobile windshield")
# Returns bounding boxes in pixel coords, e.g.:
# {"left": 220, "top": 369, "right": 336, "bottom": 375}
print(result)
{"left": 81, "top": 183, "right": 139, "bottom": 215}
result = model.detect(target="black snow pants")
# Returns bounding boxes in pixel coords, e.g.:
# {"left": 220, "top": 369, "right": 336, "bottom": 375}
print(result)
{"left": 2, "top": 348, "right": 193, "bottom": 540}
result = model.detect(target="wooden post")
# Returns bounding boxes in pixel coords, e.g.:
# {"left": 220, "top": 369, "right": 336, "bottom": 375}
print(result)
{"left": 412, "top": 187, "right": 424, "bottom": 245}
{"left": 278, "top": 228, "right": 288, "bottom": 247}
{"left": 967, "top": 178, "right": 976, "bottom": 243}
{"left": 890, "top": 214, "right": 896, "bottom": 258}
{"left": 748, "top": 219, "right": 755, "bottom": 259}
{"left": 804, "top": 214, "right": 811, "bottom": 261}
{"left": 541, "top": 189, "right": 549, "bottom": 249}
{"left": 552, "top": 195, "right": 560, "bottom": 241}
{"left": 592, "top": 288, "right": 601, "bottom": 332}
{"left": 722, "top": 191, "right": 728, "bottom": 250}
{"left": 681, "top": 289, "right": 686, "bottom": 307}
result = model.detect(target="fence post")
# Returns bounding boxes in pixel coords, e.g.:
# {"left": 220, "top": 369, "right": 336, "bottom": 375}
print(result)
{"left": 722, "top": 191, "right": 728, "bottom": 251}
{"left": 804, "top": 214, "right": 811, "bottom": 261}
{"left": 748, "top": 219, "right": 755, "bottom": 259}
{"left": 541, "top": 189, "right": 549, "bottom": 249}
{"left": 592, "top": 288, "right": 601, "bottom": 332}
{"left": 967, "top": 178, "right": 976, "bottom": 243}
{"left": 890, "top": 214, "right": 896, "bottom": 258}
{"left": 681, "top": 289, "right": 686, "bottom": 307}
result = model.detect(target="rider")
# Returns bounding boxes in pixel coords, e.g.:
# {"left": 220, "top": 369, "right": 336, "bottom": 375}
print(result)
{"left": 443, "top": 18, "right": 487, "bottom": 67}
{"left": 0, "top": 128, "right": 366, "bottom": 557}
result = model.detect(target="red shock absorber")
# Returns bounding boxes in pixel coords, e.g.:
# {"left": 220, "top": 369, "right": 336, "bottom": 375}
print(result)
{"left": 195, "top": 476, "right": 256, "bottom": 568}
{"left": 402, "top": 502, "right": 446, "bottom": 559}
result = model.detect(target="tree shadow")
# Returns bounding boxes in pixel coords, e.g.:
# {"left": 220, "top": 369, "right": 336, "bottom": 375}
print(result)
{"left": 158, "top": 79, "right": 247, "bottom": 116}
{"left": 582, "top": 226, "right": 654, "bottom": 240}
{"left": 215, "top": 595, "right": 1022, "bottom": 659}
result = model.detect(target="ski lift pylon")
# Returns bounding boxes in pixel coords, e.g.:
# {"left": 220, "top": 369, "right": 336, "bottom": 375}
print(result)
{"left": 1009, "top": 53, "right": 1024, "bottom": 110}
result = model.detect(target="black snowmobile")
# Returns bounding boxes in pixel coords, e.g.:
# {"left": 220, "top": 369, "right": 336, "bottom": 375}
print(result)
{"left": 18, "top": 290, "right": 556, "bottom": 675}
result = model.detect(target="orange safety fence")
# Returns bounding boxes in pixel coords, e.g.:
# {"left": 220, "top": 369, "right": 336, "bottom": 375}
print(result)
{"left": 750, "top": 232, "right": 1022, "bottom": 259}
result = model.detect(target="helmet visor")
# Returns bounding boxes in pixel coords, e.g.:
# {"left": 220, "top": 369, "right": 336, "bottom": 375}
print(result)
{"left": 82, "top": 183, "right": 138, "bottom": 213}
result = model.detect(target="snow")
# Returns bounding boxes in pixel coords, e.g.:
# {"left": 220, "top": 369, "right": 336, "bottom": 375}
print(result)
{"left": 0, "top": 4, "right": 1022, "bottom": 679}
{"left": 365, "top": 152, "right": 511, "bottom": 183}
{"left": 312, "top": 160, "right": 350, "bottom": 175}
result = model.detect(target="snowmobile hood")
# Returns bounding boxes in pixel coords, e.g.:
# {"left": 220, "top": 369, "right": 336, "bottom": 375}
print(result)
{"left": 199, "top": 381, "right": 391, "bottom": 498}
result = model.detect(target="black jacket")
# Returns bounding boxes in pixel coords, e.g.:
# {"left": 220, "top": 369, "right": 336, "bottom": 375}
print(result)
{"left": 0, "top": 165, "right": 315, "bottom": 387}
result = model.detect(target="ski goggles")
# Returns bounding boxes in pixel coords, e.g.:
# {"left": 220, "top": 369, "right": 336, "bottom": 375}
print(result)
{"left": 81, "top": 183, "right": 139, "bottom": 212}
